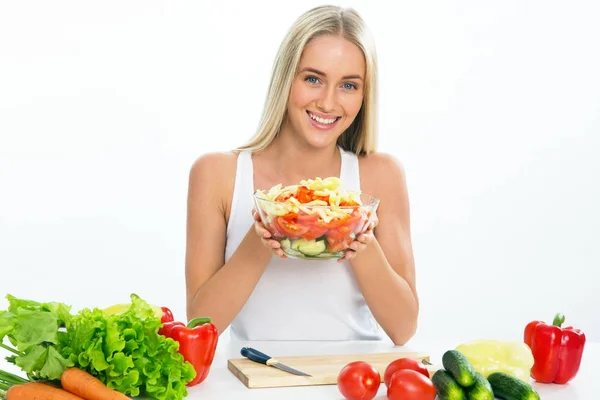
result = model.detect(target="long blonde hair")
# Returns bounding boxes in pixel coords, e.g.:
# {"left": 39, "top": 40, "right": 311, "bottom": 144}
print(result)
{"left": 236, "top": 5, "right": 378, "bottom": 156}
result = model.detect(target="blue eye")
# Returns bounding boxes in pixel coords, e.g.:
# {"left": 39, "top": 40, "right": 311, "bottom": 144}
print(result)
{"left": 343, "top": 82, "right": 356, "bottom": 90}
{"left": 305, "top": 76, "right": 320, "bottom": 84}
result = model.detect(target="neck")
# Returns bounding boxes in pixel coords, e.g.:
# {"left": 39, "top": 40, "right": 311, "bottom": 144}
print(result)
{"left": 263, "top": 135, "right": 342, "bottom": 184}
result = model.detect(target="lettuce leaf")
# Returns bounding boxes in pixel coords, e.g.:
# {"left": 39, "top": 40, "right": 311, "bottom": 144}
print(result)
{"left": 1, "top": 295, "right": 74, "bottom": 380}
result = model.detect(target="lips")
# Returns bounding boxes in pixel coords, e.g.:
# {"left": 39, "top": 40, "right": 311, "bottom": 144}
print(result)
{"left": 306, "top": 111, "right": 341, "bottom": 131}
{"left": 307, "top": 110, "right": 340, "bottom": 126}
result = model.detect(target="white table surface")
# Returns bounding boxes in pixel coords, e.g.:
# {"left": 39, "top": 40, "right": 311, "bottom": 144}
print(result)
{"left": 185, "top": 333, "right": 598, "bottom": 400}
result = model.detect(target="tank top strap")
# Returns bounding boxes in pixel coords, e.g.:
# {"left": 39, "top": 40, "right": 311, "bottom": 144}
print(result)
{"left": 339, "top": 147, "right": 361, "bottom": 191}
{"left": 226, "top": 150, "right": 254, "bottom": 239}
{"left": 236, "top": 149, "right": 254, "bottom": 192}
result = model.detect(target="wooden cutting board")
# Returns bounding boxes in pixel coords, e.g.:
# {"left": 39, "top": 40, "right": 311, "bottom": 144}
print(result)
{"left": 228, "top": 350, "right": 439, "bottom": 388}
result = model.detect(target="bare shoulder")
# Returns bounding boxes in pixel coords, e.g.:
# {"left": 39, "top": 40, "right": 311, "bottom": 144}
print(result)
{"left": 189, "top": 151, "right": 238, "bottom": 178}
{"left": 188, "top": 151, "right": 240, "bottom": 216}
{"left": 358, "top": 152, "right": 407, "bottom": 198}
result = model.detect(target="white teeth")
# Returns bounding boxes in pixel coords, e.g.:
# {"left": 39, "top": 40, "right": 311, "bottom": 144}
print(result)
{"left": 309, "top": 112, "right": 337, "bottom": 124}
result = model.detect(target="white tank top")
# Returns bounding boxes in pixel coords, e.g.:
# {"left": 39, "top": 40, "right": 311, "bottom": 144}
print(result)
{"left": 224, "top": 147, "right": 385, "bottom": 341}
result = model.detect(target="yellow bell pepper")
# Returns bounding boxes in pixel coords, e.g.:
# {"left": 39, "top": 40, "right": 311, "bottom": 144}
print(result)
{"left": 455, "top": 339, "right": 534, "bottom": 382}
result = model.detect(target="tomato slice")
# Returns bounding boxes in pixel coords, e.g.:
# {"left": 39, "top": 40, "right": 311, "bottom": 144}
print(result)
{"left": 317, "top": 216, "right": 347, "bottom": 230}
{"left": 327, "top": 239, "right": 348, "bottom": 253}
{"left": 345, "top": 210, "right": 367, "bottom": 233}
{"left": 280, "top": 212, "right": 299, "bottom": 221}
{"left": 326, "top": 234, "right": 351, "bottom": 253}
{"left": 330, "top": 225, "right": 352, "bottom": 239}
{"left": 325, "top": 225, "right": 354, "bottom": 252}
{"left": 297, "top": 211, "right": 318, "bottom": 222}
{"left": 302, "top": 224, "right": 328, "bottom": 241}
{"left": 296, "top": 186, "right": 314, "bottom": 203}
{"left": 275, "top": 192, "right": 293, "bottom": 202}
{"left": 274, "top": 216, "right": 309, "bottom": 238}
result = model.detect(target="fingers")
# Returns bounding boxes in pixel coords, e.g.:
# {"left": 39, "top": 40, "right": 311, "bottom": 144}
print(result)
{"left": 266, "top": 239, "right": 286, "bottom": 258}
{"left": 253, "top": 219, "right": 287, "bottom": 259}
{"left": 355, "top": 230, "right": 374, "bottom": 245}
{"left": 338, "top": 250, "right": 357, "bottom": 262}
{"left": 254, "top": 220, "right": 271, "bottom": 239}
{"left": 350, "top": 241, "right": 367, "bottom": 253}
{"left": 369, "top": 214, "right": 379, "bottom": 230}
{"left": 357, "top": 216, "right": 377, "bottom": 236}
{"left": 338, "top": 231, "right": 374, "bottom": 262}
{"left": 369, "top": 218, "right": 378, "bottom": 231}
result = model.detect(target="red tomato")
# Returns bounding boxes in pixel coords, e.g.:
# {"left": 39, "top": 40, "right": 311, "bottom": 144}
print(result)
{"left": 296, "top": 186, "right": 314, "bottom": 203}
{"left": 296, "top": 211, "right": 319, "bottom": 222}
{"left": 383, "top": 358, "right": 429, "bottom": 387}
{"left": 387, "top": 369, "right": 436, "bottom": 400}
{"left": 337, "top": 361, "right": 381, "bottom": 400}
{"left": 302, "top": 224, "right": 329, "bottom": 241}
{"left": 273, "top": 216, "right": 309, "bottom": 238}
{"left": 326, "top": 235, "right": 352, "bottom": 252}
{"left": 275, "top": 192, "right": 292, "bottom": 202}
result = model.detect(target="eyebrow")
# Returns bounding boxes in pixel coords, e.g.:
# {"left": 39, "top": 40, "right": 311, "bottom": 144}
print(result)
{"left": 299, "top": 67, "right": 363, "bottom": 81}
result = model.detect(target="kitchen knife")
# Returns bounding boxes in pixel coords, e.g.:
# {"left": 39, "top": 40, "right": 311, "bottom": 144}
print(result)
{"left": 241, "top": 347, "right": 312, "bottom": 377}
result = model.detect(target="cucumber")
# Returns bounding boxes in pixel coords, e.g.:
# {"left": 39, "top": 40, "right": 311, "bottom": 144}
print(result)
{"left": 290, "top": 239, "right": 301, "bottom": 251}
{"left": 431, "top": 369, "right": 466, "bottom": 400}
{"left": 442, "top": 350, "right": 477, "bottom": 387}
{"left": 487, "top": 372, "right": 540, "bottom": 400}
{"left": 280, "top": 238, "right": 291, "bottom": 251}
{"left": 466, "top": 372, "right": 494, "bottom": 400}
{"left": 294, "top": 238, "right": 326, "bottom": 256}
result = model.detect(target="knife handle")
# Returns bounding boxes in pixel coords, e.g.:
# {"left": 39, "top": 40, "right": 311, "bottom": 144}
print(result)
{"left": 241, "top": 347, "right": 272, "bottom": 365}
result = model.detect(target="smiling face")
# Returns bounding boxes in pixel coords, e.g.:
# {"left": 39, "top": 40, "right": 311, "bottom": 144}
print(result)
{"left": 283, "top": 34, "right": 366, "bottom": 150}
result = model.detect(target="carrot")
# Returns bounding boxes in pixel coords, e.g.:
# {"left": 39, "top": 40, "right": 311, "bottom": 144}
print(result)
{"left": 6, "top": 381, "right": 85, "bottom": 399}
{"left": 60, "top": 367, "right": 130, "bottom": 400}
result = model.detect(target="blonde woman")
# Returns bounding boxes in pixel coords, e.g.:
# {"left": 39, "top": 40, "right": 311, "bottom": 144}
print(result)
{"left": 184, "top": 5, "right": 418, "bottom": 345}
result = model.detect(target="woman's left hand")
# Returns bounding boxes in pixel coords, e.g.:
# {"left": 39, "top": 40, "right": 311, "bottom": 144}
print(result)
{"left": 338, "top": 214, "right": 379, "bottom": 262}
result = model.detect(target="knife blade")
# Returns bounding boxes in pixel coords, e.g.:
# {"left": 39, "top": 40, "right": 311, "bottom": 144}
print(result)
{"left": 241, "top": 347, "right": 312, "bottom": 377}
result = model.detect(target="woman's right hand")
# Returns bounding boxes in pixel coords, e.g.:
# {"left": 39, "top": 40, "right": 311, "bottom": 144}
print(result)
{"left": 252, "top": 208, "right": 287, "bottom": 259}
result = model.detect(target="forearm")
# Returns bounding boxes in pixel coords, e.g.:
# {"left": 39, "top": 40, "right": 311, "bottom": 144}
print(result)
{"left": 187, "top": 228, "right": 273, "bottom": 334}
{"left": 350, "top": 239, "right": 419, "bottom": 345}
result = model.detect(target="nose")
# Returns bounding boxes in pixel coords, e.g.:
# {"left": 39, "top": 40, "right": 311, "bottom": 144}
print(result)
{"left": 315, "top": 85, "right": 337, "bottom": 112}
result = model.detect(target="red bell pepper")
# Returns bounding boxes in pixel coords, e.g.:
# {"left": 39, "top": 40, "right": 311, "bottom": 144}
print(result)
{"left": 159, "top": 317, "right": 219, "bottom": 386}
{"left": 524, "top": 312, "right": 586, "bottom": 384}
{"left": 160, "top": 306, "right": 174, "bottom": 323}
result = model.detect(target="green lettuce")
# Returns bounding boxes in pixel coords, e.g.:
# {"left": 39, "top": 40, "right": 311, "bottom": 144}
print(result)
{"left": 0, "top": 294, "right": 74, "bottom": 380}
{"left": 0, "top": 293, "right": 196, "bottom": 400}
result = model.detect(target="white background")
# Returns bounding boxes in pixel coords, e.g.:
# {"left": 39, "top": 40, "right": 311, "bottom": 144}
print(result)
{"left": 1, "top": 0, "right": 599, "bottom": 348}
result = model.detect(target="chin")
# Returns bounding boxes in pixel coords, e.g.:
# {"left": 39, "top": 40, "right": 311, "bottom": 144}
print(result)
{"left": 301, "top": 132, "right": 341, "bottom": 150}
{"left": 300, "top": 120, "right": 346, "bottom": 149}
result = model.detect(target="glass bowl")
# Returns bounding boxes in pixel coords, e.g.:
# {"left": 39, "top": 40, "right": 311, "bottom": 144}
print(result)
{"left": 253, "top": 186, "right": 379, "bottom": 260}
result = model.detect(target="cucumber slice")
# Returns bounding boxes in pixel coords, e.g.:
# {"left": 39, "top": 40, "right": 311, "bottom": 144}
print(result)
{"left": 282, "top": 248, "right": 303, "bottom": 258}
{"left": 280, "top": 238, "right": 291, "bottom": 251}
{"left": 290, "top": 239, "right": 301, "bottom": 251}
{"left": 294, "top": 239, "right": 327, "bottom": 256}
{"left": 289, "top": 238, "right": 308, "bottom": 251}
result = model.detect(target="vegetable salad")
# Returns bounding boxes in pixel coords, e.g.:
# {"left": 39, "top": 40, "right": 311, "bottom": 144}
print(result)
{"left": 254, "top": 177, "right": 376, "bottom": 258}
